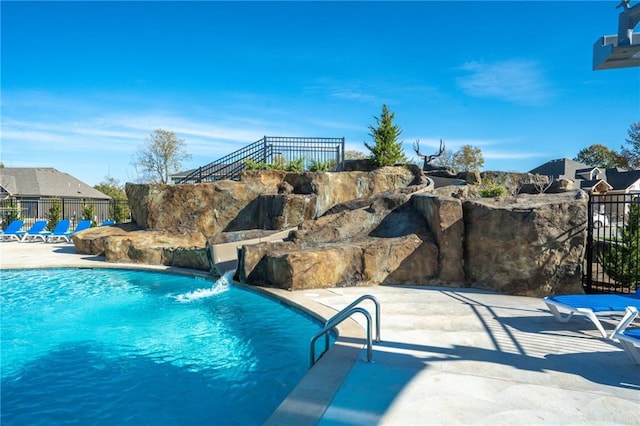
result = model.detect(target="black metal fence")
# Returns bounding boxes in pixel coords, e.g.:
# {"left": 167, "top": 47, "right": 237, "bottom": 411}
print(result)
{"left": 584, "top": 192, "right": 640, "bottom": 294}
{"left": 0, "top": 197, "right": 131, "bottom": 230}
{"left": 179, "top": 136, "right": 345, "bottom": 183}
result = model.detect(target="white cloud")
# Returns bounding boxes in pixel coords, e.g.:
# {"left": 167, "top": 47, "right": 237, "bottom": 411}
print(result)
{"left": 482, "top": 150, "right": 547, "bottom": 160}
{"left": 406, "top": 136, "right": 516, "bottom": 151}
{"left": 304, "top": 79, "right": 380, "bottom": 103}
{"left": 456, "top": 60, "right": 555, "bottom": 106}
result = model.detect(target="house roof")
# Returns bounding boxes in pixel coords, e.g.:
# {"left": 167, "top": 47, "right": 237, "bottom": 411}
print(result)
{"left": 528, "top": 158, "right": 594, "bottom": 180}
{"left": 605, "top": 168, "right": 640, "bottom": 191}
{"left": 579, "top": 179, "right": 613, "bottom": 193}
{"left": 0, "top": 168, "right": 110, "bottom": 199}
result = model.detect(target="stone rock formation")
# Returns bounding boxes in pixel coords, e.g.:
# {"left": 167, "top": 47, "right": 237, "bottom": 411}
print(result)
{"left": 75, "top": 167, "right": 425, "bottom": 270}
{"left": 463, "top": 191, "right": 587, "bottom": 296}
{"left": 238, "top": 189, "right": 588, "bottom": 295}
{"left": 72, "top": 224, "right": 208, "bottom": 270}
{"left": 72, "top": 166, "right": 589, "bottom": 296}
{"left": 237, "top": 188, "right": 440, "bottom": 289}
{"left": 125, "top": 170, "right": 287, "bottom": 234}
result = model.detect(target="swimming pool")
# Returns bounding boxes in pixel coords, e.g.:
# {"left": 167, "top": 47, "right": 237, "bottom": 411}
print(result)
{"left": 1, "top": 268, "right": 327, "bottom": 425}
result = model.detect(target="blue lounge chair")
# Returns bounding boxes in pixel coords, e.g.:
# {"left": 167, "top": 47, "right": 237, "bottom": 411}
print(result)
{"left": 45, "top": 219, "right": 71, "bottom": 243}
{"left": 100, "top": 220, "right": 115, "bottom": 226}
{"left": 57, "top": 219, "right": 92, "bottom": 242}
{"left": 613, "top": 307, "right": 640, "bottom": 364}
{"left": 543, "top": 290, "right": 640, "bottom": 339}
{"left": 18, "top": 220, "right": 49, "bottom": 242}
{"left": 0, "top": 219, "right": 24, "bottom": 241}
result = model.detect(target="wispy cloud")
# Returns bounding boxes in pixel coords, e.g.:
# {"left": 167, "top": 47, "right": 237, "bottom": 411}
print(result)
{"left": 1, "top": 91, "right": 309, "bottom": 184}
{"left": 456, "top": 60, "right": 555, "bottom": 106}
{"left": 305, "top": 79, "right": 380, "bottom": 103}
{"left": 482, "top": 150, "right": 547, "bottom": 160}
{"left": 406, "top": 136, "right": 516, "bottom": 151}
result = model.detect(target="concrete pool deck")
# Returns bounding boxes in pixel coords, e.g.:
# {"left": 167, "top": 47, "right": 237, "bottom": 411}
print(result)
{"left": 1, "top": 241, "right": 638, "bottom": 425}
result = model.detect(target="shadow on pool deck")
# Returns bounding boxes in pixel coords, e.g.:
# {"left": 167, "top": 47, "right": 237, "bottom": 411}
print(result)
{"left": 269, "top": 285, "right": 639, "bottom": 425}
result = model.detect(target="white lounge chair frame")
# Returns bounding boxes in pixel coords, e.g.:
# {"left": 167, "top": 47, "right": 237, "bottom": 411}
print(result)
{"left": 544, "top": 293, "right": 640, "bottom": 339}
{"left": 613, "top": 307, "right": 640, "bottom": 364}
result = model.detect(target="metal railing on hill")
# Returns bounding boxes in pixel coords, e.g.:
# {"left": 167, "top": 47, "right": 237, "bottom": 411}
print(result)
{"left": 178, "top": 136, "right": 345, "bottom": 184}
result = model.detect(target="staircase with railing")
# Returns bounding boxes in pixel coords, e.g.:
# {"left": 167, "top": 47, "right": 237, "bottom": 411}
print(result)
{"left": 178, "top": 136, "right": 345, "bottom": 184}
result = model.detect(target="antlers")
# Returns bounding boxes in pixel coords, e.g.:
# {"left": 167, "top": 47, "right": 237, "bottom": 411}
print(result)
{"left": 414, "top": 139, "right": 445, "bottom": 164}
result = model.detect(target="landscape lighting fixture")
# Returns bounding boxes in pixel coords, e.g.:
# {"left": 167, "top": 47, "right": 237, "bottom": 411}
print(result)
{"left": 593, "top": 0, "right": 640, "bottom": 70}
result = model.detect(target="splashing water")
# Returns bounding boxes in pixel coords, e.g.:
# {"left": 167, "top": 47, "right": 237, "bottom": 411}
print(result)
{"left": 172, "top": 270, "right": 234, "bottom": 303}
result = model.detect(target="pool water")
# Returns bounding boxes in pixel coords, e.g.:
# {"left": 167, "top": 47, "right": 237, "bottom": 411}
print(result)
{"left": 1, "top": 268, "right": 326, "bottom": 425}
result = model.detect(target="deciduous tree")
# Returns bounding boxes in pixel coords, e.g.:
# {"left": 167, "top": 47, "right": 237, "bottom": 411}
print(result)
{"left": 95, "top": 177, "right": 130, "bottom": 224}
{"left": 431, "top": 148, "right": 457, "bottom": 170}
{"left": 453, "top": 145, "right": 484, "bottom": 171}
{"left": 345, "top": 150, "right": 367, "bottom": 160}
{"left": 574, "top": 143, "right": 627, "bottom": 168}
{"left": 621, "top": 121, "right": 640, "bottom": 169}
{"left": 132, "top": 129, "right": 192, "bottom": 184}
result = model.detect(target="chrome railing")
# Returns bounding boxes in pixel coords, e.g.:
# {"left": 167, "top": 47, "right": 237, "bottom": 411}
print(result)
{"left": 309, "top": 294, "right": 380, "bottom": 367}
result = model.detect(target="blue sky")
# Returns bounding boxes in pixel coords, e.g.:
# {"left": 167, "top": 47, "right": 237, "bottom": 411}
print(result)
{"left": 2, "top": 1, "right": 639, "bottom": 186}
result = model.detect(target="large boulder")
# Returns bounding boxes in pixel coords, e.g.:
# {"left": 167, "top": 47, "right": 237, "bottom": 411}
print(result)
{"left": 72, "top": 223, "right": 140, "bottom": 255}
{"left": 125, "top": 170, "right": 286, "bottom": 235}
{"left": 72, "top": 224, "right": 208, "bottom": 270}
{"left": 463, "top": 190, "right": 588, "bottom": 296}
{"left": 102, "top": 230, "right": 208, "bottom": 270}
{"left": 237, "top": 188, "right": 440, "bottom": 290}
{"left": 413, "top": 194, "right": 465, "bottom": 284}
{"left": 283, "top": 165, "right": 422, "bottom": 217}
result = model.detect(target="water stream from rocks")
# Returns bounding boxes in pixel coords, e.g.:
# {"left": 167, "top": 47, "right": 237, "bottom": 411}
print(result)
{"left": 172, "top": 269, "right": 234, "bottom": 303}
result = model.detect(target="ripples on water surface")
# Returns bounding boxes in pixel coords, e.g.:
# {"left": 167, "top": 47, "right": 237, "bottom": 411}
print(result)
{"left": 1, "top": 268, "right": 324, "bottom": 425}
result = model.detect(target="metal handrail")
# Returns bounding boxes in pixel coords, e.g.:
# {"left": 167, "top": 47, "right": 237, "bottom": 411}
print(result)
{"left": 310, "top": 306, "right": 373, "bottom": 367}
{"left": 325, "top": 294, "right": 381, "bottom": 343}
{"left": 178, "top": 136, "right": 345, "bottom": 183}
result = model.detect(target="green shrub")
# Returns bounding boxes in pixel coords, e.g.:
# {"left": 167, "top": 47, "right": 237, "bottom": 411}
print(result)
{"left": 46, "top": 198, "right": 62, "bottom": 231}
{"left": 267, "top": 156, "right": 287, "bottom": 171}
{"left": 309, "top": 160, "right": 330, "bottom": 172}
{"left": 244, "top": 159, "right": 269, "bottom": 170}
{"left": 287, "top": 158, "right": 305, "bottom": 172}
{"left": 110, "top": 199, "right": 130, "bottom": 224}
{"left": 82, "top": 202, "right": 97, "bottom": 226}
{"left": 479, "top": 185, "right": 507, "bottom": 198}
{"left": 1, "top": 200, "right": 21, "bottom": 228}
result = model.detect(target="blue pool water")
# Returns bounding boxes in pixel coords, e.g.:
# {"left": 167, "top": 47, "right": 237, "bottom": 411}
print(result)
{"left": 1, "top": 268, "right": 326, "bottom": 425}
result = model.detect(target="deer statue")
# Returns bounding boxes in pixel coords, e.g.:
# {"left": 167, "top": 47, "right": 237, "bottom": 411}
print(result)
{"left": 413, "top": 139, "right": 456, "bottom": 177}
{"left": 414, "top": 139, "right": 445, "bottom": 170}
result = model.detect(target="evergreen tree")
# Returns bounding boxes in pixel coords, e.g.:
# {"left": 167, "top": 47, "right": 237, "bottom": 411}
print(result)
{"left": 364, "top": 104, "right": 406, "bottom": 167}
{"left": 600, "top": 202, "right": 640, "bottom": 291}
{"left": 46, "top": 198, "right": 62, "bottom": 231}
{"left": 82, "top": 202, "right": 97, "bottom": 226}
{"left": 1, "top": 200, "right": 21, "bottom": 227}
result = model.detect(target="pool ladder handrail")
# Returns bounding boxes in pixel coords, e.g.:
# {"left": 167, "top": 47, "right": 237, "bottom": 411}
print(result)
{"left": 310, "top": 295, "right": 381, "bottom": 367}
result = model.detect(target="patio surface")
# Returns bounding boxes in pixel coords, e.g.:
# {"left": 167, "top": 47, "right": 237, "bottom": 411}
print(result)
{"left": 1, "top": 241, "right": 638, "bottom": 425}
